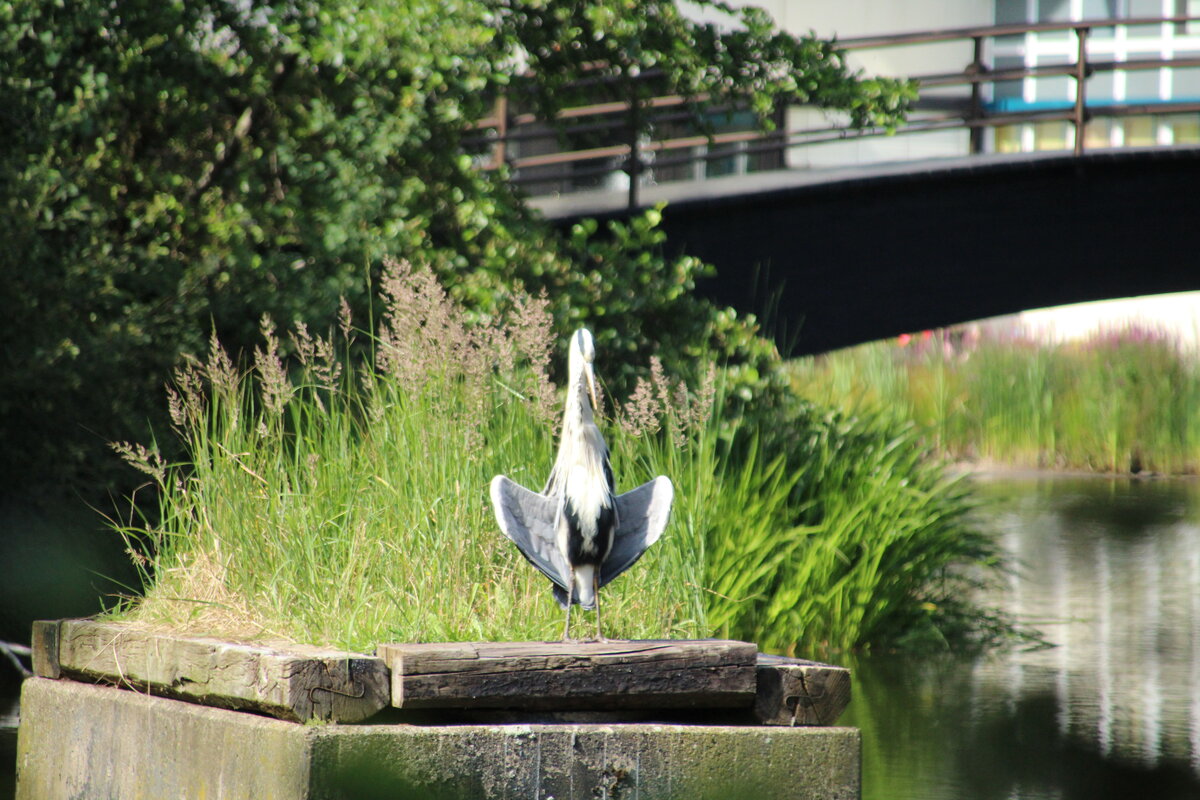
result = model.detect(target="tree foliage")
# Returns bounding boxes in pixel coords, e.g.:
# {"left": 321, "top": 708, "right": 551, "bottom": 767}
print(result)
{"left": 502, "top": 0, "right": 912, "bottom": 128}
{"left": 0, "top": 0, "right": 913, "bottom": 492}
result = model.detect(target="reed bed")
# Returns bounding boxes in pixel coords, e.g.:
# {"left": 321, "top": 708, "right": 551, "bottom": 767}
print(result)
{"left": 788, "top": 326, "right": 1200, "bottom": 475}
{"left": 110, "top": 260, "right": 1004, "bottom": 655}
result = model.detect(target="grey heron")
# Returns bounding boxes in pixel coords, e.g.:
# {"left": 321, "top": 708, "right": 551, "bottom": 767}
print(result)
{"left": 490, "top": 328, "right": 674, "bottom": 640}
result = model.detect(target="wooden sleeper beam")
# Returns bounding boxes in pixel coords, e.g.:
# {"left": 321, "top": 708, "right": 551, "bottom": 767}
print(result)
{"left": 32, "top": 619, "right": 851, "bottom": 726}
{"left": 31, "top": 619, "right": 390, "bottom": 723}
{"left": 377, "top": 639, "right": 758, "bottom": 711}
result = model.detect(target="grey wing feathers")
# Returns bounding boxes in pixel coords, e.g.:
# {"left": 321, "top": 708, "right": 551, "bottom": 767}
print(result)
{"left": 601, "top": 476, "right": 674, "bottom": 587}
{"left": 490, "top": 475, "right": 570, "bottom": 591}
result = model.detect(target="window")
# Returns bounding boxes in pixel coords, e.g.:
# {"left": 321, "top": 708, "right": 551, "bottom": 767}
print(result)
{"left": 1089, "top": 69, "right": 1117, "bottom": 104}
{"left": 1083, "top": 0, "right": 1120, "bottom": 37}
{"left": 1124, "top": 69, "right": 1162, "bottom": 101}
{"left": 994, "top": 55, "right": 1026, "bottom": 106}
{"left": 1186, "top": 0, "right": 1200, "bottom": 34}
{"left": 1128, "top": 0, "right": 1163, "bottom": 35}
{"left": 1123, "top": 116, "right": 1156, "bottom": 144}
{"left": 1084, "top": 117, "right": 1115, "bottom": 148}
{"left": 996, "top": 0, "right": 1027, "bottom": 25}
{"left": 1129, "top": 0, "right": 1163, "bottom": 16}
{"left": 1038, "top": 0, "right": 1075, "bottom": 40}
{"left": 1165, "top": 112, "right": 1200, "bottom": 142}
{"left": 1035, "top": 55, "right": 1076, "bottom": 104}
{"left": 1039, "top": 0, "right": 1073, "bottom": 22}
{"left": 994, "top": 125, "right": 1024, "bottom": 152}
{"left": 1083, "top": 0, "right": 1122, "bottom": 18}
{"left": 1172, "top": 66, "right": 1200, "bottom": 99}
{"left": 1034, "top": 121, "right": 1073, "bottom": 149}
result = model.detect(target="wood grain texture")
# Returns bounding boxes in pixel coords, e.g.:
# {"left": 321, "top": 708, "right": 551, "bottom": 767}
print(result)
{"left": 378, "top": 639, "right": 758, "bottom": 710}
{"left": 754, "top": 653, "right": 851, "bottom": 726}
{"left": 31, "top": 619, "right": 389, "bottom": 723}
{"left": 31, "top": 621, "right": 852, "bottom": 726}
{"left": 30, "top": 619, "right": 61, "bottom": 679}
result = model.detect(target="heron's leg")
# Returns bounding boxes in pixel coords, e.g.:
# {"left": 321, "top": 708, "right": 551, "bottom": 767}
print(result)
{"left": 562, "top": 566, "right": 575, "bottom": 641}
{"left": 593, "top": 570, "right": 607, "bottom": 642}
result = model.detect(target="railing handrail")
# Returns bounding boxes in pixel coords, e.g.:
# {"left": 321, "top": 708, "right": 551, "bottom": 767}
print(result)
{"left": 915, "top": 54, "right": 1200, "bottom": 88}
{"left": 837, "top": 15, "right": 1200, "bottom": 49}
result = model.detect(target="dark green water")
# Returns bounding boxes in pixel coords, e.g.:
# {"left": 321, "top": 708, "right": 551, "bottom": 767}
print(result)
{"left": 1, "top": 695, "right": 15, "bottom": 799}
{"left": 845, "top": 475, "right": 1200, "bottom": 800}
{"left": 4, "top": 476, "right": 1200, "bottom": 798}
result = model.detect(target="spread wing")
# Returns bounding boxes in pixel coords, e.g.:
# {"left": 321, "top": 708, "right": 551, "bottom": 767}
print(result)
{"left": 490, "top": 475, "right": 569, "bottom": 591}
{"left": 601, "top": 476, "right": 673, "bottom": 587}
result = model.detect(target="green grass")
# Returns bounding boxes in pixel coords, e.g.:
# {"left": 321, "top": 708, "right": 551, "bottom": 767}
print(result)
{"left": 109, "top": 260, "right": 1007, "bottom": 656}
{"left": 722, "top": 400, "right": 1009, "bottom": 655}
{"left": 789, "top": 328, "right": 1200, "bottom": 475}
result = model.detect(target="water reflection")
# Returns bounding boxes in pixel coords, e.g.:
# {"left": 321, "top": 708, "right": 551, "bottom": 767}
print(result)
{"left": 847, "top": 476, "right": 1200, "bottom": 800}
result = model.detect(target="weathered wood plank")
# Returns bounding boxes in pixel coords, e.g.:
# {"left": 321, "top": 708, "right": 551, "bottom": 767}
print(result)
{"left": 31, "top": 619, "right": 389, "bottom": 723}
{"left": 754, "top": 653, "right": 851, "bottom": 726}
{"left": 31, "top": 619, "right": 61, "bottom": 679}
{"left": 377, "top": 639, "right": 757, "bottom": 710}
{"left": 33, "top": 620, "right": 851, "bottom": 725}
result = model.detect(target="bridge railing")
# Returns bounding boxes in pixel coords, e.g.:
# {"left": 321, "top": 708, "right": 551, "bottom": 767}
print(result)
{"left": 469, "top": 15, "right": 1200, "bottom": 212}
{"left": 839, "top": 16, "right": 1200, "bottom": 157}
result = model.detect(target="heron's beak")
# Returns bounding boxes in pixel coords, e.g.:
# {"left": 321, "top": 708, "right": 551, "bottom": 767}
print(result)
{"left": 584, "top": 363, "right": 599, "bottom": 413}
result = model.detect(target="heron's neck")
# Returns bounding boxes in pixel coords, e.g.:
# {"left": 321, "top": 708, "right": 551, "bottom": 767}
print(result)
{"left": 554, "top": 373, "right": 603, "bottom": 471}
{"left": 562, "top": 371, "right": 595, "bottom": 430}
{"left": 547, "top": 371, "right": 610, "bottom": 499}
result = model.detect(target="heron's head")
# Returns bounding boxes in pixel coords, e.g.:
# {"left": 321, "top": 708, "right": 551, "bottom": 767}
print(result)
{"left": 569, "top": 328, "right": 599, "bottom": 413}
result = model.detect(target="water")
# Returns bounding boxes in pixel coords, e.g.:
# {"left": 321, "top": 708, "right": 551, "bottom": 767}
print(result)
{"left": 847, "top": 475, "right": 1200, "bottom": 800}
{"left": 0, "top": 693, "right": 15, "bottom": 799}
{"left": 3, "top": 475, "right": 1200, "bottom": 798}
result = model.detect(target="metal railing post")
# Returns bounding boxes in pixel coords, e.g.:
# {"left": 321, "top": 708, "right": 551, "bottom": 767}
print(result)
{"left": 1074, "top": 26, "right": 1090, "bottom": 156}
{"left": 968, "top": 35, "right": 986, "bottom": 154}
{"left": 627, "top": 84, "right": 641, "bottom": 211}
{"left": 492, "top": 95, "right": 509, "bottom": 169}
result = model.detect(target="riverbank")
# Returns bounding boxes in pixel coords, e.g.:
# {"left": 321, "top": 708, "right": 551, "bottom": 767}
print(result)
{"left": 951, "top": 459, "right": 1200, "bottom": 481}
{"left": 788, "top": 325, "right": 1200, "bottom": 477}
{"left": 108, "top": 260, "right": 1002, "bottom": 659}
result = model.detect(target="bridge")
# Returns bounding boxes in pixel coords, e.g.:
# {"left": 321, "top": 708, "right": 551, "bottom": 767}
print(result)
{"left": 474, "top": 16, "right": 1200, "bottom": 354}
{"left": 555, "top": 146, "right": 1200, "bottom": 354}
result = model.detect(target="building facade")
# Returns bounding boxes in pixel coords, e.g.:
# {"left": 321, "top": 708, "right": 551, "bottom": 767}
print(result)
{"left": 763, "top": 0, "right": 1200, "bottom": 166}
